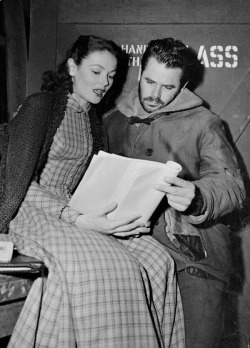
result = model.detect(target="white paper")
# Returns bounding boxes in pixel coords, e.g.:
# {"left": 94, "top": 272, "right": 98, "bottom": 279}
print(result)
{"left": 69, "top": 151, "right": 182, "bottom": 224}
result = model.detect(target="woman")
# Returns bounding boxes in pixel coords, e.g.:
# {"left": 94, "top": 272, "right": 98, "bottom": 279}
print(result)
{"left": 3, "top": 35, "right": 184, "bottom": 347}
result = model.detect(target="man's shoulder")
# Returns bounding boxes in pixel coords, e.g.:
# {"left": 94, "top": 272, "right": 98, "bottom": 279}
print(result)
{"left": 193, "top": 106, "right": 222, "bottom": 123}
{"left": 103, "top": 105, "right": 120, "bottom": 118}
{"left": 103, "top": 105, "right": 126, "bottom": 124}
{"left": 184, "top": 104, "right": 217, "bottom": 121}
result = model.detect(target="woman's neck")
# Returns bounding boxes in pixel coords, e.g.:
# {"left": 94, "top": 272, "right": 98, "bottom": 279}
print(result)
{"left": 72, "top": 91, "right": 90, "bottom": 111}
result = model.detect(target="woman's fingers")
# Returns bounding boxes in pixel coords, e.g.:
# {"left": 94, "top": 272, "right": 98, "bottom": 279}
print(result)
{"left": 109, "top": 215, "right": 142, "bottom": 230}
{"left": 96, "top": 201, "right": 118, "bottom": 215}
{"left": 83, "top": 202, "right": 150, "bottom": 237}
{"left": 112, "top": 219, "right": 143, "bottom": 232}
{"left": 112, "top": 230, "right": 141, "bottom": 238}
{"left": 135, "top": 226, "right": 150, "bottom": 233}
{"left": 112, "top": 223, "right": 150, "bottom": 238}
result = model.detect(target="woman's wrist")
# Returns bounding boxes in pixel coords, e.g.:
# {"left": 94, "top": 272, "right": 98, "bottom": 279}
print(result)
{"left": 75, "top": 214, "right": 91, "bottom": 230}
{"left": 59, "top": 205, "right": 82, "bottom": 225}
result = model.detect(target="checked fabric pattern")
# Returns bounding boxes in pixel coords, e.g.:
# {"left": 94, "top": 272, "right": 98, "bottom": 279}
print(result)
{"left": 8, "top": 96, "right": 185, "bottom": 347}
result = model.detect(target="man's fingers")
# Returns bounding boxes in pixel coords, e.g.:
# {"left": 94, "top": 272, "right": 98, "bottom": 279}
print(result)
{"left": 155, "top": 183, "right": 185, "bottom": 196}
{"left": 166, "top": 193, "right": 192, "bottom": 205}
{"left": 168, "top": 200, "right": 187, "bottom": 211}
{"left": 163, "top": 176, "right": 186, "bottom": 187}
{"left": 156, "top": 180, "right": 195, "bottom": 201}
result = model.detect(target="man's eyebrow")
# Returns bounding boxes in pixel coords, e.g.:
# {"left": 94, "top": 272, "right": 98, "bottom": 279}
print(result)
{"left": 145, "top": 77, "right": 175, "bottom": 88}
{"left": 163, "top": 84, "right": 175, "bottom": 88}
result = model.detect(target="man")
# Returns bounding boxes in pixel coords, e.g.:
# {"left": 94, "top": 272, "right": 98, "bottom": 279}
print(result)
{"left": 103, "top": 38, "right": 245, "bottom": 348}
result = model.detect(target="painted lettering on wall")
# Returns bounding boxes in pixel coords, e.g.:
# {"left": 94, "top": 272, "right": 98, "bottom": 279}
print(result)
{"left": 121, "top": 44, "right": 147, "bottom": 67}
{"left": 197, "top": 45, "right": 238, "bottom": 68}
{"left": 121, "top": 44, "right": 239, "bottom": 68}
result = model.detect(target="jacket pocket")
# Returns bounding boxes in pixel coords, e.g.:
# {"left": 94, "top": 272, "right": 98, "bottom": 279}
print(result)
{"left": 165, "top": 208, "right": 207, "bottom": 262}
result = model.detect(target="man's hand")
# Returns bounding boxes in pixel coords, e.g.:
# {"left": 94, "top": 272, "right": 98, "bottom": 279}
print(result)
{"left": 155, "top": 176, "right": 196, "bottom": 211}
{"left": 75, "top": 202, "right": 150, "bottom": 238}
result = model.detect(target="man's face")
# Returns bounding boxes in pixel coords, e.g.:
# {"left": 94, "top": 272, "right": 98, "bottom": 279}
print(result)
{"left": 139, "top": 56, "right": 184, "bottom": 113}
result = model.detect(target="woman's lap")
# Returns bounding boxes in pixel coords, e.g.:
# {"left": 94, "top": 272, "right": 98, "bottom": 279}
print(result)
{"left": 8, "top": 210, "right": 184, "bottom": 347}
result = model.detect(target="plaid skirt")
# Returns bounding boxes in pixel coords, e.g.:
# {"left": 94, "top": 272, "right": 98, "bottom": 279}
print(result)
{"left": 8, "top": 205, "right": 185, "bottom": 348}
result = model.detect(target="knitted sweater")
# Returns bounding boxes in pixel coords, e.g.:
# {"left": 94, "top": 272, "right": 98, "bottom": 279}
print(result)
{"left": 0, "top": 88, "right": 102, "bottom": 233}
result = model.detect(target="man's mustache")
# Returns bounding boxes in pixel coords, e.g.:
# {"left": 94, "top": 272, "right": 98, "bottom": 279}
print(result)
{"left": 143, "top": 96, "right": 164, "bottom": 105}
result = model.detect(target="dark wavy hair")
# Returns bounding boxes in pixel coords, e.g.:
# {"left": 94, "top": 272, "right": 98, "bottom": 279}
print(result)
{"left": 141, "top": 38, "right": 195, "bottom": 87}
{"left": 41, "top": 35, "right": 122, "bottom": 93}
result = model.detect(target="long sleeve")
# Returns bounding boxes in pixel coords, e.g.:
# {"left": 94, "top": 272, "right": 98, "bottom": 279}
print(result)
{"left": 0, "top": 92, "right": 54, "bottom": 232}
{"left": 191, "top": 114, "right": 245, "bottom": 223}
{"left": 24, "top": 181, "right": 81, "bottom": 225}
{"left": 20, "top": 95, "right": 93, "bottom": 226}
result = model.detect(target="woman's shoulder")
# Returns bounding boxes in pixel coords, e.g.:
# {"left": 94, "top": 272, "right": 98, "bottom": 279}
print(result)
{"left": 24, "top": 91, "right": 55, "bottom": 107}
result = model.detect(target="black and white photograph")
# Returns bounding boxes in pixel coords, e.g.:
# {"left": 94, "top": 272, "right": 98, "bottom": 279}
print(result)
{"left": 0, "top": 1, "right": 250, "bottom": 347}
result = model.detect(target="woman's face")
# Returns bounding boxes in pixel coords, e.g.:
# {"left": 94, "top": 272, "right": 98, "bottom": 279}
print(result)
{"left": 68, "top": 50, "right": 117, "bottom": 109}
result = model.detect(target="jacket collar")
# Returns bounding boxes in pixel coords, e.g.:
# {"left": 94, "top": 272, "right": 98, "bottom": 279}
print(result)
{"left": 115, "top": 86, "right": 203, "bottom": 119}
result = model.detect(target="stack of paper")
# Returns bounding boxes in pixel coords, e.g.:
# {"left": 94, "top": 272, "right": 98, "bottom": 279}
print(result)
{"left": 69, "top": 151, "right": 182, "bottom": 224}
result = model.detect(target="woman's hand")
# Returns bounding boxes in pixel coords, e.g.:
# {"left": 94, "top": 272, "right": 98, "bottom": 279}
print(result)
{"left": 75, "top": 202, "right": 150, "bottom": 238}
{"left": 155, "top": 176, "right": 195, "bottom": 211}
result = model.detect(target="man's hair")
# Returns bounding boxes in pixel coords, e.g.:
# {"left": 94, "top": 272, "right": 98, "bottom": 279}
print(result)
{"left": 141, "top": 38, "right": 194, "bottom": 87}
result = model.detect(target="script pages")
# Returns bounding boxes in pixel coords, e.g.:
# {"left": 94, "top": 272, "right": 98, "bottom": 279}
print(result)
{"left": 69, "top": 151, "right": 182, "bottom": 224}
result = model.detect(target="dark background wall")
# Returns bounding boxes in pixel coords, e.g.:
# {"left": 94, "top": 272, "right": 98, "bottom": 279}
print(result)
{"left": 2, "top": 0, "right": 250, "bottom": 192}
{"left": 1, "top": 0, "right": 250, "bottom": 346}
{"left": 0, "top": 0, "right": 29, "bottom": 123}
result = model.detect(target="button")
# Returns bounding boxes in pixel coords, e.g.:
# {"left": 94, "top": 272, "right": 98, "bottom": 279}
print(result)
{"left": 128, "top": 117, "right": 134, "bottom": 124}
{"left": 154, "top": 220, "right": 159, "bottom": 226}
{"left": 145, "top": 148, "right": 153, "bottom": 156}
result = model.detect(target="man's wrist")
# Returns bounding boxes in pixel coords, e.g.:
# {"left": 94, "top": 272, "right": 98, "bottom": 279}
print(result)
{"left": 184, "top": 186, "right": 205, "bottom": 216}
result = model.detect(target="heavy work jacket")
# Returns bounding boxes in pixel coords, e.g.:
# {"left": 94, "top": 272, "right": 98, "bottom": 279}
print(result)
{"left": 103, "top": 87, "right": 245, "bottom": 281}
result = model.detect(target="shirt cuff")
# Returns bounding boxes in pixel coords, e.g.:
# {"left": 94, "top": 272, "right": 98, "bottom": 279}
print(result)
{"left": 59, "top": 206, "right": 82, "bottom": 225}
